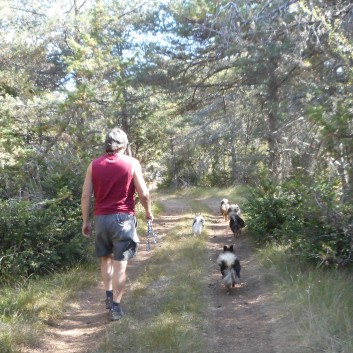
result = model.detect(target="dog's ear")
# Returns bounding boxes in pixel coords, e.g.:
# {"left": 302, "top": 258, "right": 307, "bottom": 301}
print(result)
{"left": 229, "top": 245, "right": 234, "bottom": 252}
{"left": 223, "top": 245, "right": 228, "bottom": 251}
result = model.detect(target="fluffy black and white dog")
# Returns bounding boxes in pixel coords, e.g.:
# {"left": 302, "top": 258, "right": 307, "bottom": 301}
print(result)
{"left": 192, "top": 214, "right": 205, "bottom": 236}
{"left": 217, "top": 245, "right": 241, "bottom": 294}
{"left": 229, "top": 212, "right": 246, "bottom": 238}
{"left": 227, "top": 203, "right": 241, "bottom": 215}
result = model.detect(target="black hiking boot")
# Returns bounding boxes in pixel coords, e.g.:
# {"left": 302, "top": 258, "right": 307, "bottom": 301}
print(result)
{"left": 109, "top": 305, "right": 125, "bottom": 321}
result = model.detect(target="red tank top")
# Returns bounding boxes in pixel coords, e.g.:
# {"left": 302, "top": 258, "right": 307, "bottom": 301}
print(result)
{"left": 92, "top": 153, "right": 136, "bottom": 215}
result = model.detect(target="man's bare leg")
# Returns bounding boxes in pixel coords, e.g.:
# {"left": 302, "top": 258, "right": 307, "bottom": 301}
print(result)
{"left": 112, "top": 260, "right": 128, "bottom": 303}
{"left": 101, "top": 254, "right": 113, "bottom": 291}
{"left": 109, "top": 260, "right": 127, "bottom": 320}
{"left": 101, "top": 255, "right": 114, "bottom": 309}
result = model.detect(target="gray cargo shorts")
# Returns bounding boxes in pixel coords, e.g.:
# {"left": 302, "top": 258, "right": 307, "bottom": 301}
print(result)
{"left": 94, "top": 213, "right": 139, "bottom": 261}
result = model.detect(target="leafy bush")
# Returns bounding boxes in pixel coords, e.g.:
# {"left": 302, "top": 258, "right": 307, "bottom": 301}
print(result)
{"left": 244, "top": 179, "right": 289, "bottom": 242}
{"left": 244, "top": 177, "right": 353, "bottom": 267}
{"left": 0, "top": 187, "right": 90, "bottom": 282}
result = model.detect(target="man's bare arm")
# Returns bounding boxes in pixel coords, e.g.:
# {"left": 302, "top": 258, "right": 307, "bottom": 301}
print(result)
{"left": 81, "top": 162, "right": 93, "bottom": 237}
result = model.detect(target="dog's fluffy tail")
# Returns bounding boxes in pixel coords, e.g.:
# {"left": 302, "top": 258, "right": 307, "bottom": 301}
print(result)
{"left": 222, "top": 268, "right": 238, "bottom": 289}
{"left": 229, "top": 213, "right": 245, "bottom": 228}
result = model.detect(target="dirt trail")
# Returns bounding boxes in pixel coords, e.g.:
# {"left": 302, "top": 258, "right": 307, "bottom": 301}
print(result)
{"left": 198, "top": 197, "right": 277, "bottom": 353}
{"left": 22, "top": 194, "right": 281, "bottom": 353}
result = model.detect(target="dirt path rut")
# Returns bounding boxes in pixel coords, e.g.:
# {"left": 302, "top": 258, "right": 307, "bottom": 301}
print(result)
{"left": 198, "top": 197, "right": 277, "bottom": 353}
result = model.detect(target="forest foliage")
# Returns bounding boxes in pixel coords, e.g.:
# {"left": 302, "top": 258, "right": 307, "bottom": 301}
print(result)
{"left": 0, "top": 0, "right": 352, "bottom": 280}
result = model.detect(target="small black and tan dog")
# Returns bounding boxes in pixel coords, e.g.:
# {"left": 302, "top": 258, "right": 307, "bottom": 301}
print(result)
{"left": 229, "top": 212, "right": 245, "bottom": 238}
{"left": 217, "top": 245, "right": 241, "bottom": 294}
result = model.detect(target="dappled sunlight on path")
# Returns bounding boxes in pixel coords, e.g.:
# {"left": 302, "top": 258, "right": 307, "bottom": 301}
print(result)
{"left": 155, "top": 194, "right": 278, "bottom": 353}
{"left": 22, "top": 193, "right": 282, "bottom": 353}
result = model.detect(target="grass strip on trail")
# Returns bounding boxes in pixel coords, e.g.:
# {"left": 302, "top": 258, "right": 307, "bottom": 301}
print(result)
{"left": 94, "top": 199, "right": 213, "bottom": 353}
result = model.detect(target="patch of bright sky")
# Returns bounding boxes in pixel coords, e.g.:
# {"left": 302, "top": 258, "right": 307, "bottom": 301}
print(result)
{"left": 3, "top": 0, "right": 177, "bottom": 90}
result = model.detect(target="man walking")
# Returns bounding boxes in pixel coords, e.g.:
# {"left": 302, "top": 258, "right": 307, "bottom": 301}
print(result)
{"left": 81, "top": 128, "right": 153, "bottom": 321}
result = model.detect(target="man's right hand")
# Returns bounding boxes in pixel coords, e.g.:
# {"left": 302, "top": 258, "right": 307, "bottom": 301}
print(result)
{"left": 146, "top": 211, "right": 154, "bottom": 222}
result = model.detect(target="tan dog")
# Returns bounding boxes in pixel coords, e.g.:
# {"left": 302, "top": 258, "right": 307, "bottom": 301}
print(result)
{"left": 220, "top": 199, "right": 231, "bottom": 221}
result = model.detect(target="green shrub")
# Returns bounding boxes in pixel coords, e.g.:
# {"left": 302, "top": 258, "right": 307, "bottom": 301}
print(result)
{"left": 0, "top": 187, "right": 90, "bottom": 282}
{"left": 245, "top": 177, "right": 353, "bottom": 267}
{"left": 244, "top": 179, "right": 289, "bottom": 242}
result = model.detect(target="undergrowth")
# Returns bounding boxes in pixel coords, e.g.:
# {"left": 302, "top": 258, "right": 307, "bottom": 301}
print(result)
{"left": 0, "top": 263, "right": 98, "bottom": 353}
{"left": 258, "top": 245, "right": 353, "bottom": 353}
{"left": 2, "top": 188, "right": 353, "bottom": 353}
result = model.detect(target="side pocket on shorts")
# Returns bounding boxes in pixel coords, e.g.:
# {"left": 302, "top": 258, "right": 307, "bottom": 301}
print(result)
{"left": 123, "top": 240, "right": 138, "bottom": 260}
{"left": 129, "top": 215, "right": 140, "bottom": 243}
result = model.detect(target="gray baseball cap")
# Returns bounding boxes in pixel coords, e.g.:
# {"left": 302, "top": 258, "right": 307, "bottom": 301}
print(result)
{"left": 105, "top": 128, "right": 128, "bottom": 152}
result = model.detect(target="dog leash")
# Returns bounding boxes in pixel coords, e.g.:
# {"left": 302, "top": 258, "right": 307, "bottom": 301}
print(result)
{"left": 146, "top": 219, "right": 160, "bottom": 251}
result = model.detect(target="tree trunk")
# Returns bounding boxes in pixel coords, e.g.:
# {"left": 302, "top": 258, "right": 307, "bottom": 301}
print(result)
{"left": 266, "top": 59, "right": 281, "bottom": 183}
{"left": 230, "top": 134, "right": 237, "bottom": 184}
{"left": 340, "top": 142, "right": 353, "bottom": 203}
{"left": 170, "top": 138, "right": 178, "bottom": 188}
